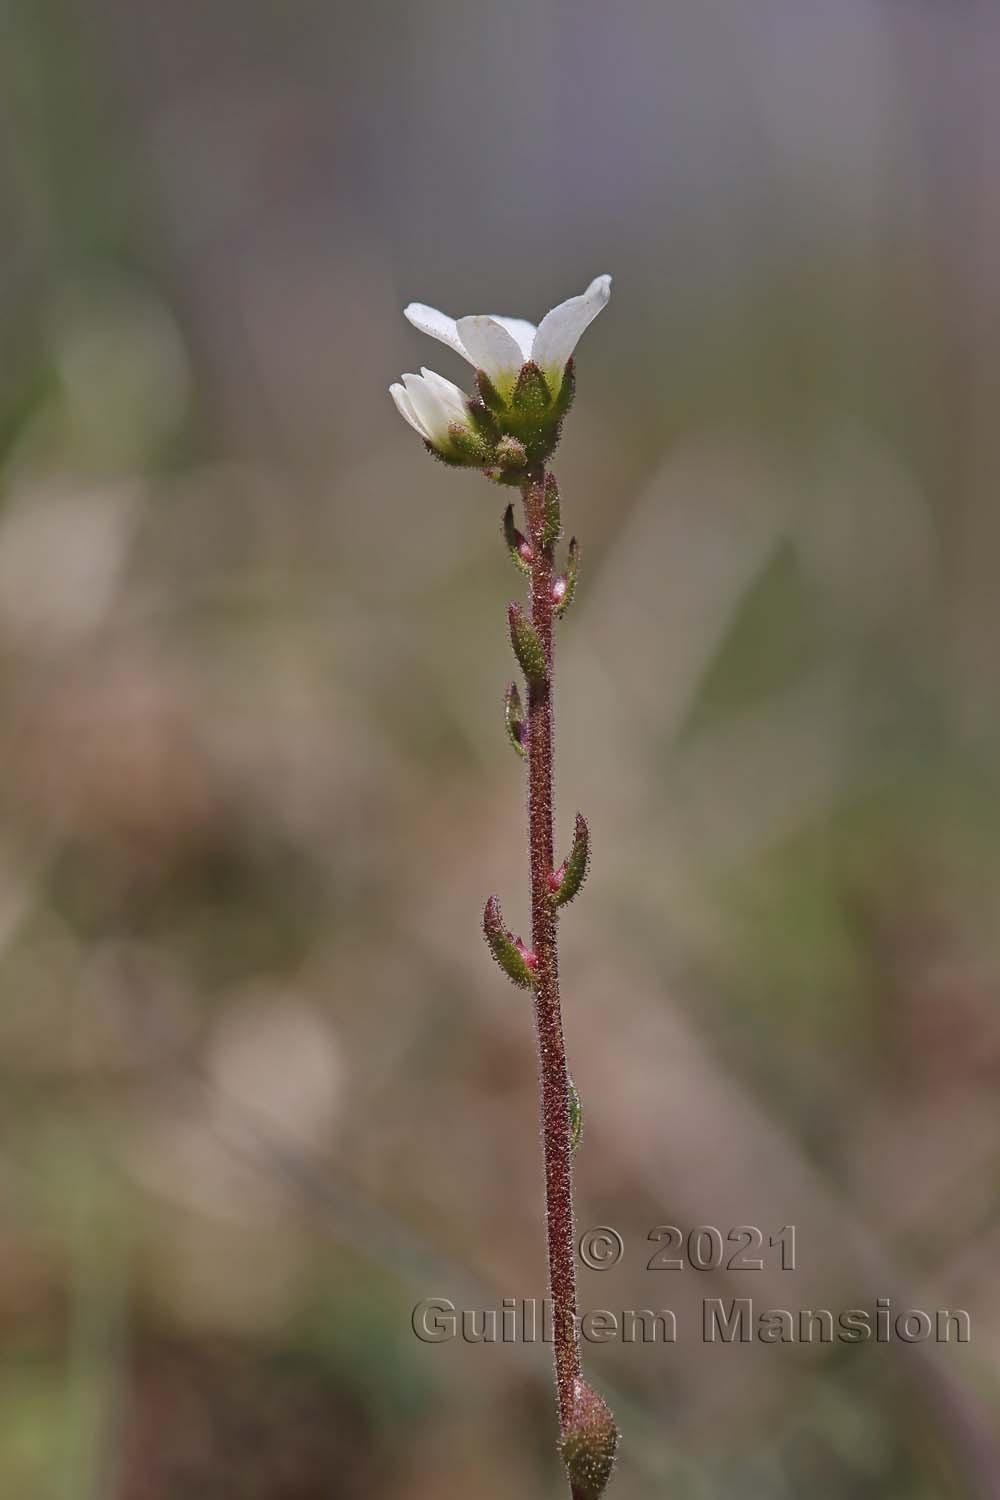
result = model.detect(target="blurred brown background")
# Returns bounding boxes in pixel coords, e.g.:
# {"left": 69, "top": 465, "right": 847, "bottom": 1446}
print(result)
{"left": 1, "top": 1, "right": 999, "bottom": 1496}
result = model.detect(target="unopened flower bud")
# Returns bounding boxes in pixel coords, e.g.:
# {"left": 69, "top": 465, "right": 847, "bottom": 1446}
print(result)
{"left": 496, "top": 434, "right": 528, "bottom": 471}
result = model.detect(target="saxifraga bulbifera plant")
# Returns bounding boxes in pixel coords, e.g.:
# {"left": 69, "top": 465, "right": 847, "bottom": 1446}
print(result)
{"left": 391, "top": 275, "right": 619, "bottom": 1500}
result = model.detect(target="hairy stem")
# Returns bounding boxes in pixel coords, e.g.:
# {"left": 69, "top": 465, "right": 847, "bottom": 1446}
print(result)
{"left": 522, "top": 464, "right": 580, "bottom": 1440}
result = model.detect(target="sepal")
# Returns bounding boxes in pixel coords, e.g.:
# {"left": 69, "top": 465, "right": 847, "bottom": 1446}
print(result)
{"left": 466, "top": 395, "right": 500, "bottom": 443}
{"left": 560, "top": 1379, "right": 619, "bottom": 1500}
{"left": 446, "top": 422, "right": 491, "bottom": 465}
{"left": 549, "top": 812, "right": 590, "bottom": 906}
{"left": 475, "top": 368, "right": 506, "bottom": 414}
{"left": 508, "top": 602, "right": 547, "bottom": 686}
{"left": 552, "top": 356, "right": 576, "bottom": 420}
{"left": 427, "top": 438, "right": 475, "bottom": 469}
{"left": 511, "top": 360, "right": 551, "bottom": 422}
{"left": 483, "top": 895, "right": 537, "bottom": 989}
{"left": 504, "top": 681, "right": 527, "bottom": 758}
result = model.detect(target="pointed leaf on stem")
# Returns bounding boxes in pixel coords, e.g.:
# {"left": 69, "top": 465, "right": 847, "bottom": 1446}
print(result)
{"left": 483, "top": 895, "right": 536, "bottom": 989}
{"left": 503, "top": 503, "right": 533, "bottom": 575}
{"left": 542, "top": 472, "right": 562, "bottom": 547}
{"left": 568, "top": 1077, "right": 583, "bottom": 1152}
{"left": 549, "top": 813, "right": 590, "bottom": 907}
{"left": 508, "top": 601, "right": 547, "bottom": 686}
{"left": 504, "top": 681, "right": 527, "bottom": 758}
{"left": 553, "top": 536, "right": 579, "bottom": 617}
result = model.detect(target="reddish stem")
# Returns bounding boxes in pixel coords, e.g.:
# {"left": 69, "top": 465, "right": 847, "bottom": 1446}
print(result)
{"left": 521, "top": 465, "right": 580, "bottom": 1440}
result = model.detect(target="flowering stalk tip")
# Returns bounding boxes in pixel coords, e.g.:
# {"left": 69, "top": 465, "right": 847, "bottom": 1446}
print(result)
{"left": 390, "top": 277, "right": 611, "bottom": 473}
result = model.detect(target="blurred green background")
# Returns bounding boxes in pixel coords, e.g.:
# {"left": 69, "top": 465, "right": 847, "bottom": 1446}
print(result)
{"left": 1, "top": 1, "right": 999, "bottom": 1496}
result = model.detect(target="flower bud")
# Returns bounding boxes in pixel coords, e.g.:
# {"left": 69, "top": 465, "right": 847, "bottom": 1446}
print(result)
{"left": 392, "top": 278, "right": 610, "bottom": 473}
{"left": 560, "top": 1379, "right": 619, "bottom": 1500}
{"left": 496, "top": 434, "right": 528, "bottom": 471}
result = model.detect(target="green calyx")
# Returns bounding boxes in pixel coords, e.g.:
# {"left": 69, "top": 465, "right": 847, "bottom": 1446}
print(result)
{"left": 496, "top": 360, "right": 566, "bottom": 469}
{"left": 421, "top": 359, "right": 576, "bottom": 477}
{"left": 455, "top": 360, "right": 576, "bottom": 478}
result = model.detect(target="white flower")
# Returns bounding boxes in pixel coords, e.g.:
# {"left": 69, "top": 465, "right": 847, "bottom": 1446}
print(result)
{"left": 389, "top": 367, "right": 474, "bottom": 449}
{"left": 389, "top": 275, "right": 612, "bottom": 470}
{"left": 401, "top": 274, "right": 611, "bottom": 401}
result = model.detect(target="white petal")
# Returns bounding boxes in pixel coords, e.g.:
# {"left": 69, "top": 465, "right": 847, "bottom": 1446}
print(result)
{"left": 404, "top": 303, "right": 468, "bottom": 360}
{"left": 531, "top": 274, "right": 612, "bottom": 382}
{"left": 402, "top": 372, "right": 454, "bottom": 445}
{"left": 390, "top": 381, "right": 429, "bottom": 439}
{"left": 455, "top": 315, "right": 526, "bottom": 388}
{"left": 490, "top": 316, "right": 536, "bottom": 360}
{"left": 420, "top": 367, "right": 469, "bottom": 425}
